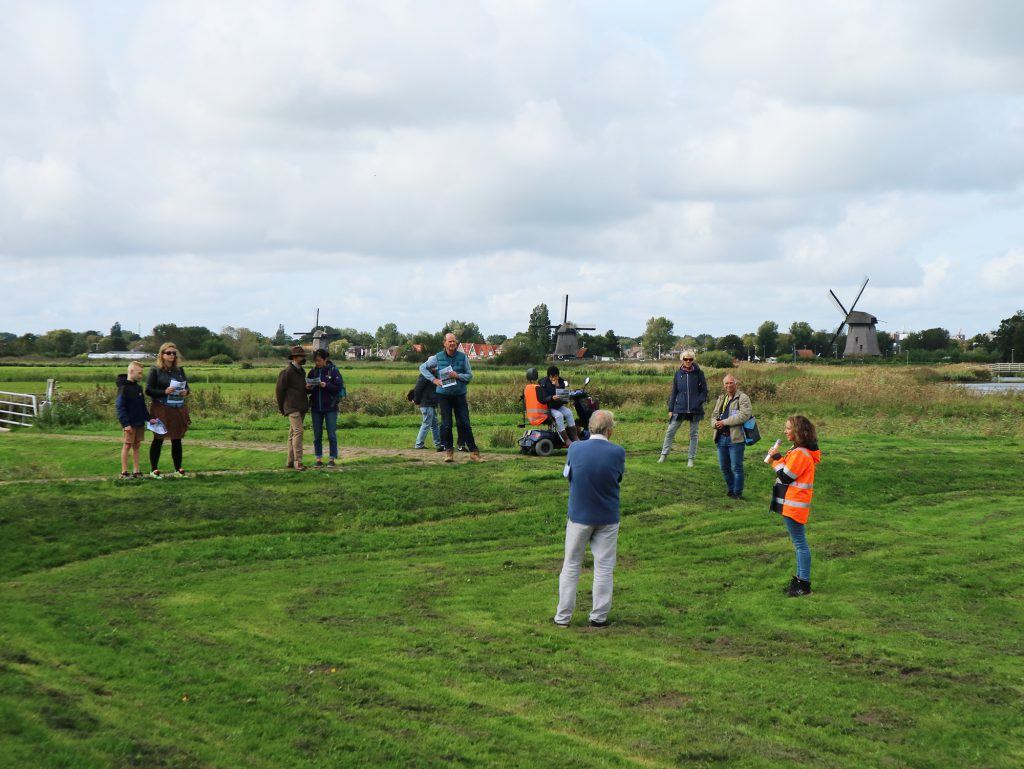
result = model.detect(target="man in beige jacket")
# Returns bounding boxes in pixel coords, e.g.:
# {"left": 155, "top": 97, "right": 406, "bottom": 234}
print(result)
{"left": 710, "top": 374, "right": 753, "bottom": 499}
{"left": 276, "top": 345, "right": 311, "bottom": 471}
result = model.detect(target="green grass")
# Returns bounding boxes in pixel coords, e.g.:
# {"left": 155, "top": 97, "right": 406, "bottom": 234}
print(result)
{"left": 1, "top": 409, "right": 1023, "bottom": 767}
{"left": 2, "top": 362, "right": 1022, "bottom": 767}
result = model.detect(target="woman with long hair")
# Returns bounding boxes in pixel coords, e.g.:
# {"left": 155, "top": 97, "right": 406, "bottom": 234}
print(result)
{"left": 767, "top": 415, "right": 821, "bottom": 597}
{"left": 145, "top": 342, "right": 191, "bottom": 477}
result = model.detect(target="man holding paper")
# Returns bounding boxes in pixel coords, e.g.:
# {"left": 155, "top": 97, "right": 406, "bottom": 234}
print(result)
{"left": 419, "top": 333, "right": 481, "bottom": 463}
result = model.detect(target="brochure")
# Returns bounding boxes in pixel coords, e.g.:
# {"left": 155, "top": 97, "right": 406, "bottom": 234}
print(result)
{"left": 438, "top": 366, "right": 458, "bottom": 387}
{"left": 167, "top": 378, "right": 187, "bottom": 407}
{"left": 146, "top": 419, "right": 168, "bottom": 435}
{"left": 306, "top": 375, "right": 321, "bottom": 386}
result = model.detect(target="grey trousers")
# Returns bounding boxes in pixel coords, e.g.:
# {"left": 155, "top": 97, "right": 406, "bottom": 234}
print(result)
{"left": 555, "top": 521, "right": 619, "bottom": 624}
{"left": 661, "top": 415, "right": 700, "bottom": 459}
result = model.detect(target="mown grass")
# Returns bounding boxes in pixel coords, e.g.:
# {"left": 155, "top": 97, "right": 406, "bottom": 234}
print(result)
{"left": 1, "top": 366, "right": 1022, "bottom": 767}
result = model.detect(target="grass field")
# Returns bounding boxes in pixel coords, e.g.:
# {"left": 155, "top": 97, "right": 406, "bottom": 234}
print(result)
{"left": 1, "top": 364, "right": 1022, "bottom": 767}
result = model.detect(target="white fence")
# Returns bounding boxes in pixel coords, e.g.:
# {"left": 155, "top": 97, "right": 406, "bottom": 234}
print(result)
{"left": 988, "top": 363, "right": 1024, "bottom": 375}
{"left": 0, "top": 380, "right": 55, "bottom": 430}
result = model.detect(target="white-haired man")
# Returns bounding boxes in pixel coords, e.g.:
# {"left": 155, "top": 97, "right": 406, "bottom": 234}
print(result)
{"left": 554, "top": 409, "right": 626, "bottom": 628}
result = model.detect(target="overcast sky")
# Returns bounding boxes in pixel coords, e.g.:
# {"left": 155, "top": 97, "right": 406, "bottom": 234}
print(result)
{"left": 2, "top": 0, "right": 1023, "bottom": 339}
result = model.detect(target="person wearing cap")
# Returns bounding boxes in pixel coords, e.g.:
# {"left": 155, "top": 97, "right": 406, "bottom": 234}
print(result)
{"left": 276, "top": 345, "right": 312, "bottom": 471}
{"left": 658, "top": 349, "right": 707, "bottom": 467}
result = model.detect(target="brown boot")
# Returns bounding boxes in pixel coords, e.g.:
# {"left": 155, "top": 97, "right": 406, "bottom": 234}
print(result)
{"left": 567, "top": 425, "right": 580, "bottom": 442}
{"left": 444, "top": 450, "right": 454, "bottom": 463}
{"left": 558, "top": 430, "right": 571, "bottom": 446}
{"left": 470, "top": 451, "right": 483, "bottom": 463}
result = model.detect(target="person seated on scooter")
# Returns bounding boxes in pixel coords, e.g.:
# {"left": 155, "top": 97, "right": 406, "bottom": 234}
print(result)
{"left": 540, "top": 365, "right": 579, "bottom": 445}
{"left": 523, "top": 368, "right": 550, "bottom": 426}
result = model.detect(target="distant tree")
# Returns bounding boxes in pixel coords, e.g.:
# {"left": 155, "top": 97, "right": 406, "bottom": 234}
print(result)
{"left": 777, "top": 333, "right": 793, "bottom": 355}
{"left": 756, "top": 321, "right": 779, "bottom": 357}
{"left": 495, "top": 333, "right": 539, "bottom": 365}
{"left": 741, "top": 333, "right": 758, "bottom": 359}
{"left": 411, "top": 330, "right": 444, "bottom": 354}
{"left": 904, "top": 327, "right": 952, "bottom": 352}
{"left": 527, "top": 304, "right": 553, "bottom": 357}
{"left": 150, "top": 324, "right": 216, "bottom": 359}
{"left": 603, "top": 329, "right": 620, "bottom": 357}
{"left": 442, "top": 320, "right": 484, "bottom": 343}
{"left": 38, "top": 329, "right": 77, "bottom": 356}
{"left": 335, "top": 327, "right": 375, "bottom": 348}
{"left": 273, "top": 324, "right": 290, "bottom": 345}
{"left": 789, "top": 321, "right": 814, "bottom": 350}
{"left": 486, "top": 334, "right": 508, "bottom": 346}
{"left": 694, "top": 333, "right": 716, "bottom": 352}
{"left": 992, "top": 310, "right": 1024, "bottom": 362}
{"left": 328, "top": 339, "right": 350, "bottom": 358}
{"left": 108, "top": 322, "right": 127, "bottom": 351}
{"left": 967, "top": 332, "right": 994, "bottom": 351}
{"left": 876, "top": 331, "right": 895, "bottom": 357}
{"left": 716, "top": 334, "right": 745, "bottom": 359}
{"left": 375, "top": 322, "right": 403, "bottom": 348}
{"left": 642, "top": 316, "right": 675, "bottom": 359}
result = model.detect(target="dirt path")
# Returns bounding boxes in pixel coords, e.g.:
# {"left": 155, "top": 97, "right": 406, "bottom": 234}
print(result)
{"left": 0, "top": 432, "right": 522, "bottom": 486}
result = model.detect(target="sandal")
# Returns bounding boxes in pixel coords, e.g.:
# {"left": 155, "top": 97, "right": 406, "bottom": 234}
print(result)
{"left": 119, "top": 471, "right": 131, "bottom": 479}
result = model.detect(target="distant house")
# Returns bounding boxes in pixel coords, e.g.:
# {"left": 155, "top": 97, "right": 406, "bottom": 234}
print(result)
{"left": 795, "top": 349, "right": 815, "bottom": 359}
{"left": 345, "top": 345, "right": 371, "bottom": 360}
{"left": 457, "top": 343, "right": 502, "bottom": 360}
{"left": 624, "top": 345, "right": 644, "bottom": 360}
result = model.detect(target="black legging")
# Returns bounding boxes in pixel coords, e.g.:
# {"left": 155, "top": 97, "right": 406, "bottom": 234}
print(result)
{"left": 150, "top": 438, "right": 183, "bottom": 471}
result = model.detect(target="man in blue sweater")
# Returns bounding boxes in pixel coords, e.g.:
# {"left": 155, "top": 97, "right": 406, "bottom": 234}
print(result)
{"left": 553, "top": 409, "right": 626, "bottom": 628}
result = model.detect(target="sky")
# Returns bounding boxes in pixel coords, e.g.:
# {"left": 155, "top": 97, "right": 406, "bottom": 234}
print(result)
{"left": 2, "top": 0, "right": 1023, "bottom": 340}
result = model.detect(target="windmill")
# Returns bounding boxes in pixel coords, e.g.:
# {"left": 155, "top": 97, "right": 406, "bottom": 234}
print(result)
{"left": 549, "top": 295, "right": 596, "bottom": 359}
{"left": 828, "top": 278, "right": 881, "bottom": 357}
{"left": 292, "top": 308, "right": 341, "bottom": 353}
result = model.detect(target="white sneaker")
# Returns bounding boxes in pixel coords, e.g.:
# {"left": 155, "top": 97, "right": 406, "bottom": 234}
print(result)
{"left": 657, "top": 454, "right": 666, "bottom": 464}
{"left": 687, "top": 458, "right": 694, "bottom": 468}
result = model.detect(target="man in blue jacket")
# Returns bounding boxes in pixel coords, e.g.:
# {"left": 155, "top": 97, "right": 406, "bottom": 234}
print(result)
{"left": 419, "top": 333, "right": 481, "bottom": 463}
{"left": 553, "top": 409, "right": 626, "bottom": 628}
{"left": 658, "top": 349, "right": 707, "bottom": 467}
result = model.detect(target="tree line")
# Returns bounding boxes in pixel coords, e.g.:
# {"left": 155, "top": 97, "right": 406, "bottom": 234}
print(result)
{"left": 2, "top": 308, "right": 1022, "bottom": 364}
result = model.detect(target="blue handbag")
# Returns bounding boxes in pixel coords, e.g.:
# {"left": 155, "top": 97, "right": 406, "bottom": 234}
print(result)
{"left": 742, "top": 417, "right": 761, "bottom": 445}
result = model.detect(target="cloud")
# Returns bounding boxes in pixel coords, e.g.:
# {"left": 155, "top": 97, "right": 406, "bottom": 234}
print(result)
{"left": 1, "top": 0, "right": 1022, "bottom": 337}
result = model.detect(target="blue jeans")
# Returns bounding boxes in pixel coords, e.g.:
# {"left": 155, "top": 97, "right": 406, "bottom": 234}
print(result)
{"left": 438, "top": 393, "right": 477, "bottom": 452}
{"left": 784, "top": 516, "right": 811, "bottom": 580}
{"left": 716, "top": 435, "right": 745, "bottom": 495}
{"left": 416, "top": 406, "right": 440, "bottom": 448}
{"left": 311, "top": 410, "right": 338, "bottom": 459}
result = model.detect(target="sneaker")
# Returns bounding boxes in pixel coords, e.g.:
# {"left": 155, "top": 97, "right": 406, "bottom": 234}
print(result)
{"left": 457, "top": 444, "right": 468, "bottom": 452}
{"left": 435, "top": 446, "right": 444, "bottom": 452}
{"left": 174, "top": 469, "right": 187, "bottom": 477}
{"left": 149, "top": 470, "right": 163, "bottom": 479}
{"left": 469, "top": 451, "right": 483, "bottom": 463}
{"left": 444, "top": 451, "right": 454, "bottom": 463}
{"left": 314, "top": 459, "right": 324, "bottom": 468}
{"left": 787, "top": 578, "right": 812, "bottom": 597}
{"left": 119, "top": 471, "right": 131, "bottom": 479}
{"left": 589, "top": 619, "right": 611, "bottom": 628}
{"left": 327, "top": 459, "right": 336, "bottom": 467}
{"left": 687, "top": 458, "right": 695, "bottom": 468}
{"left": 733, "top": 493, "right": 745, "bottom": 501}
{"left": 657, "top": 454, "right": 666, "bottom": 464}
{"left": 552, "top": 619, "right": 570, "bottom": 628}
{"left": 726, "top": 490, "right": 736, "bottom": 498}
{"left": 414, "top": 445, "right": 426, "bottom": 449}
{"left": 132, "top": 472, "right": 144, "bottom": 479}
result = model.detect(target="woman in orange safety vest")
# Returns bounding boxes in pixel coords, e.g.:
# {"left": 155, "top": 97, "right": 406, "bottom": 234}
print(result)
{"left": 768, "top": 415, "right": 821, "bottom": 597}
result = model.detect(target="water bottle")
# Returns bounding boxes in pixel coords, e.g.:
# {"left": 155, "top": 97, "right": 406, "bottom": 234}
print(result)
{"left": 764, "top": 439, "right": 782, "bottom": 464}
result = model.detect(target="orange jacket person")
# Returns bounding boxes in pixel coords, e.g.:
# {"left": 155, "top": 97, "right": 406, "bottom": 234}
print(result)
{"left": 767, "top": 415, "right": 821, "bottom": 597}
{"left": 523, "top": 368, "right": 550, "bottom": 426}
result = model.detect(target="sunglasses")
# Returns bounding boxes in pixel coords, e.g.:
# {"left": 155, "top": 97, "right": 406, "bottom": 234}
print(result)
{"left": 163, "top": 351, "right": 178, "bottom": 356}
{"left": 682, "top": 358, "right": 694, "bottom": 361}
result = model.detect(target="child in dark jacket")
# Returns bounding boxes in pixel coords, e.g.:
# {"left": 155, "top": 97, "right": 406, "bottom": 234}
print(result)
{"left": 116, "top": 361, "right": 155, "bottom": 478}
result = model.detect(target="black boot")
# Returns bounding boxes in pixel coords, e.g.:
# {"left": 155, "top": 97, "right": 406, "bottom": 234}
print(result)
{"left": 787, "top": 578, "right": 812, "bottom": 597}
{"left": 783, "top": 576, "right": 799, "bottom": 595}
